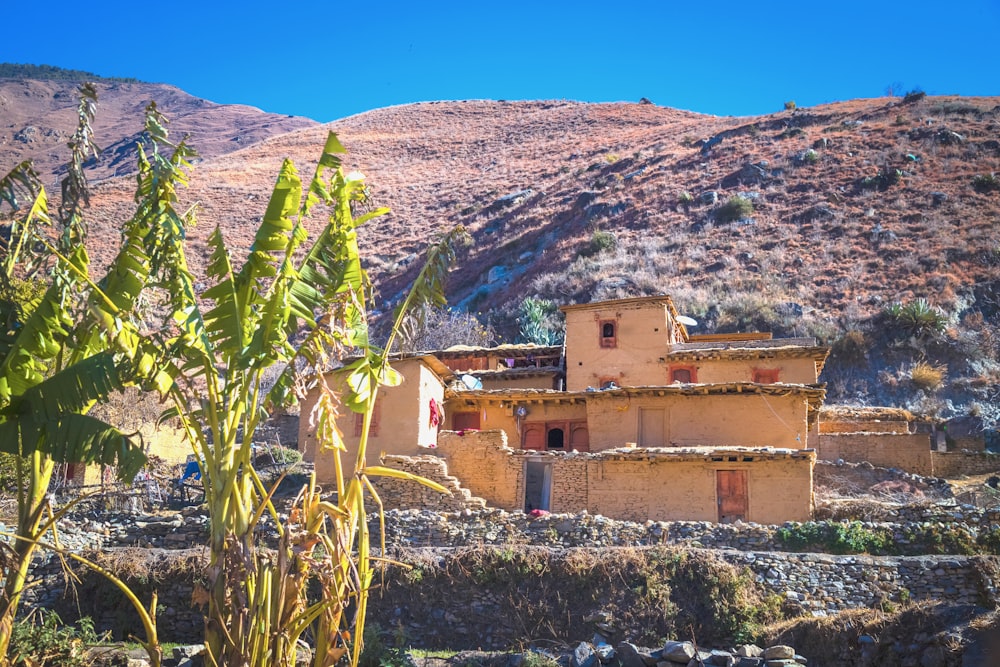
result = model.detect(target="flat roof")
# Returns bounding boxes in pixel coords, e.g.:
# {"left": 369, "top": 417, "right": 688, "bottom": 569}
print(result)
{"left": 665, "top": 343, "right": 830, "bottom": 376}
{"left": 559, "top": 295, "right": 677, "bottom": 312}
{"left": 445, "top": 382, "right": 826, "bottom": 426}
{"left": 429, "top": 343, "right": 563, "bottom": 359}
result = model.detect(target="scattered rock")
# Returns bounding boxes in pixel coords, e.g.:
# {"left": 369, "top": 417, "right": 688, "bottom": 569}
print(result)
{"left": 661, "top": 640, "right": 697, "bottom": 662}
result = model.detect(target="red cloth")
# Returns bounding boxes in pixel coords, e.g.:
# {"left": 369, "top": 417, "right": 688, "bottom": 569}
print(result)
{"left": 429, "top": 398, "right": 443, "bottom": 428}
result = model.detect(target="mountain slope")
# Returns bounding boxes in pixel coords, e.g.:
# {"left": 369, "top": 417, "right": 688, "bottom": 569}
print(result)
{"left": 0, "top": 78, "right": 316, "bottom": 180}
{"left": 3, "top": 86, "right": 998, "bottom": 424}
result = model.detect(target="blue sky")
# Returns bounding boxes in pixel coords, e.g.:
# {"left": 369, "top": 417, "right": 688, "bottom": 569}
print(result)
{"left": 6, "top": 0, "right": 999, "bottom": 122}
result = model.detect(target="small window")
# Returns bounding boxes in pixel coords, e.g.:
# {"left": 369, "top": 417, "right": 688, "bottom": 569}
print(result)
{"left": 599, "top": 319, "right": 617, "bottom": 348}
{"left": 547, "top": 427, "right": 565, "bottom": 449}
{"left": 752, "top": 368, "right": 780, "bottom": 384}
{"left": 353, "top": 400, "right": 381, "bottom": 437}
{"left": 669, "top": 365, "right": 697, "bottom": 383}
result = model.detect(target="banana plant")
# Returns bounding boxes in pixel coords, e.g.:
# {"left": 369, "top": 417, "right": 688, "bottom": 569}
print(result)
{"left": 0, "top": 92, "right": 191, "bottom": 664}
{"left": 137, "top": 126, "right": 461, "bottom": 666}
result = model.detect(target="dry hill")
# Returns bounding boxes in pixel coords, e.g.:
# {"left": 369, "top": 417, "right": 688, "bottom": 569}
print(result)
{"left": 2, "top": 81, "right": 999, "bottom": 426}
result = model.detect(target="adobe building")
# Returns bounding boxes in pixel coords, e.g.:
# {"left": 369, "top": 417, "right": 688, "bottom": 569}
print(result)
{"left": 298, "top": 355, "right": 453, "bottom": 478}
{"left": 298, "top": 295, "right": 829, "bottom": 523}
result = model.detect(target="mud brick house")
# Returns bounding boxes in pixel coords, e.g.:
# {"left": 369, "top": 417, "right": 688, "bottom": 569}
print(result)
{"left": 299, "top": 295, "right": 830, "bottom": 522}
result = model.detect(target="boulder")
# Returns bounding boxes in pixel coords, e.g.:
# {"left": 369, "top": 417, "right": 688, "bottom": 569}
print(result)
{"left": 662, "top": 640, "right": 697, "bottom": 663}
{"left": 764, "top": 646, "right": 796, "bottom": 661}
{"left": 572, "top": 642, "right": 599, "bottom": 667}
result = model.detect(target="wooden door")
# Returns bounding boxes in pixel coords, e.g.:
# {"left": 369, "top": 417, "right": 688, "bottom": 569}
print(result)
{"left": 452, "top": 411, "right": 481, "bottom": 431}
{"left": 639, "top": 408, "right": 665, "bottom": 446}
{"left": 717, "top": 470, "right": 748, "bottom": 523}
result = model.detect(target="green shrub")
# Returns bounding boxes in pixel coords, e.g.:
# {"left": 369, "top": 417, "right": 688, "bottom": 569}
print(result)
{"left": 904, "top": 525, "right": 976, "bottom": 555}
{"left": 776, "top": 521, "right": 892, "bottom": 555}
{"left": 784, "top": 100, "right": 796, "bottom": 111}
{"left": 799, "top": 149, "right": 820, "bottom": 165}
{"left": 861, "top": 168, "right": 903, "bottom": 190}
{"left": 9, "top": 612, "right": 101, "bottom": 667}
{"left": 522, "top": 652, "right": 562, "bottom": 667}
{"left": 882, "top": 299, "right": 948, "bottom": 338}
{"left": 972, "top": 173, "right": 1000, "bottom": 194}
{"left": 253, "top": 444, "right": 302, "bottom": 467}
{"left": 678, "top": 191, "right": 694, "bottom": 205}
{"left": 716, "top": 196, "right": 754, "bottom": 223}
{"left": 585, "top": 230, "right": 617, "bottom": 256}
{"left": 977, "top": 526, "right": 1000, "bottom": 554}
{"left": 902, "top": 89, "right": 926, "bottom": 104}
{"left": 358, "top": 623, "right": 412, "bottom": 667}
{"left": 831, "top": 330, "right": 868, "bottom": 366}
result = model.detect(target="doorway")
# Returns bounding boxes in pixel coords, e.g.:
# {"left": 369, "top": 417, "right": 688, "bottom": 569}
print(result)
{"left": 524, "top": 460, "right": 552, "bottom": 511}
{"left": 716, "top": 470, "right": 748, "bottom": 523}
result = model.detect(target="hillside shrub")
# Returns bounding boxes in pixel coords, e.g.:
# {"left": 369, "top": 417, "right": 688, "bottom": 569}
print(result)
{"left": 830, "top": 330, "right": 868, "bottom": 366}
{"left": 882, "top": 299, "right": 948, "bottom": 339}
{"left": 861, "top": 168, "right": 903, "bottom": 191}
{"left": 798, "top": 149, "right": 820, "bottom": 165}
{"left": 678, "top": 191, "right": 694, "bottom": 206}
{"left": 909, "top": 362, "right": 946, "bottom": 392}
{"left": 902, "top": 89, "right": 926, "bottom": 104}
{"left": 716, "top": 196, "right": 754, "bottom": 223}
{"left": 583, "top": 230, "right": 617, "bottom": 256}
{"left": 972, "top": 173, "right": 1000, "bottom": 194}
{"left": 776, "top": 522, "right": 892, "bottom": 555}
{"left": 784, "top": 100, "right": 796, "bottom": 111}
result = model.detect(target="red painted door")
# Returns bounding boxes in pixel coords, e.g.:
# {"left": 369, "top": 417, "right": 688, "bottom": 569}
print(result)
{"left": 452, "top": 411, "right": 481, "bottom": 430}
{"left": 717, "top": 470, "right": 748, "bottom": 523}
{"left": 522, "top": 422, "right": 545, "bottom": 450}
{"left": 569, "top": 422, "right": 590, "bottom": 452}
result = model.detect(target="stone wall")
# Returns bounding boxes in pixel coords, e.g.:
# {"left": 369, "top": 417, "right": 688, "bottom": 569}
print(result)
{"left": 365, "top": 546, "right": 998, "bottom": 650}
{"left": 816, "top": 433, "right": 933, "bottom": 475}
{"left": 26, "top": 542, "right": 996, "bottom": 649}
{"left": 256, "top": 413, "right": 300, "bottom": 448}
{"left": 931, "top": 450, "right": 1000, "bottom": 477}
{"left": 437, "top": 430, "right": 524, "bottom": 510}
{"left": 390, "top": 431, "right": 814, "bottom": 522}
{"left": 376, "top": 454, "right": 487, "bottom": 512}
{"left": 373, "top": 507, "right": 1000, "bottom": 552}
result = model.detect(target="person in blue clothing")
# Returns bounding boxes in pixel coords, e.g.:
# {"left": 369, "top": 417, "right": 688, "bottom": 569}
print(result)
{"left": 174, "top": 456, "right": 203, "bottom": 502}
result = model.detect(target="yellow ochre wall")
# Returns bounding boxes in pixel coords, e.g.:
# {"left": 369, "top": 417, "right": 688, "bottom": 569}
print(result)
{"left": 584, "top": 393, "right": 809, "bottom": 450}
{"left": 444, "top": 399, "right": 588, "bottom": 445}
{"left": 435, "top": 430, "right": 814, "bottom": 522}
{"left": 563, "top": 302, "right": 676, "bottom": 391}
{"left": 299, "top": 358, "right": 445, "bottom": 483}
{"left": 587, "top": 456, "right": 813, "bottom": 523}
{"left": 679, "top": 356, "right": 820, "bottom": 385}
{"left": 479, "top": 374, "right": 560, "bottom": 391}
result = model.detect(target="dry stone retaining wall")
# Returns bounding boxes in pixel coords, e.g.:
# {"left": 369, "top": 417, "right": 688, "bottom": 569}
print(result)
{"left": 931, "top": 450, "right": 1000, "bottom": 477}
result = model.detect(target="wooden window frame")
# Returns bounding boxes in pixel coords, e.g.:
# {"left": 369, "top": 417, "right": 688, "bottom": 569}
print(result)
{"left": 668, "top": 364, "right": 697, "bottom": 383}
{"left": 353, "top": 399, "right": 381, "bottom": 437}
{"left": 599, "top": 319, "right": 617, "bottom": 348}
{"left": 752, "top": 368, "right": 780, "bottom": 384}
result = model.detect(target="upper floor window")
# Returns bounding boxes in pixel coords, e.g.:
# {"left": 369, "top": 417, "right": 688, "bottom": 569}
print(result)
{"left": 669, "top": 364, "right": 697, "bottom": 383}
{"left": 752, "top": 368, "right": 780, "bottom": 384}
{"left": 671, "top": 368, "right": 691, "bottom": 383}
{"left": 599, "top": 320, "right": 617, "bottom": 348}
{"left": 354, "top": 399, "right": 381, "bottom": 437}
